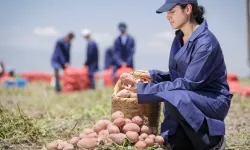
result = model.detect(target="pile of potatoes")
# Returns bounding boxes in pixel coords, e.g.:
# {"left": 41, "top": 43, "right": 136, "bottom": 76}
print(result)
{"left": 46, "top": 111, "right": 164, "bottom": 150}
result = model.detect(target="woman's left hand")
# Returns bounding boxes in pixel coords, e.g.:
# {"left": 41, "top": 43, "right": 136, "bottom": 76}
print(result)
{"left": 124, "top": 82, "right": 137, "bottom": 93}
{"left": 120, "top": 72, "right": 138, "bottom": 93}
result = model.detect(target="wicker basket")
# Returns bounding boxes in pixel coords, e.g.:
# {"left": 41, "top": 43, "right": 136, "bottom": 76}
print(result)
{"left": 111, "top": 70, "right": 161, "bottom": 132}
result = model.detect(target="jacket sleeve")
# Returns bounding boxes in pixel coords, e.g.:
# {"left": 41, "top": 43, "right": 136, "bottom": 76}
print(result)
{"left": 137, "top": 44, "right": 218, "bottom": 96}
{"left": 58, "top": 41, "right": 68, "bottom": 65}
{"left": 112, "top": 39, "right": 123, "bottom": 67}
{"left": 149, "top": 70, "right": 171, "bottom": 83}
{"left": 67, "top": 44, "right": 71, "bottom": 63}
{"left": 125, "top": 37, "right": 135, "bottom": 66}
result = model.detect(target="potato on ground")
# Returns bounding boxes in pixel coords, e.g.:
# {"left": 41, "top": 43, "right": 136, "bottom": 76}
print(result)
{"left": 79, "top": 128, "right": 97, "bottom": 138}
{"left": 135, "top": 141, "right": 147, "bottom": 149}
{"left": 107, "top": 124, "right": 120, "bottom": 134}
{"left": 111, "top": 111, "right": 124, "bottom": 121}
{"left": 113, "top": 117, "right": 126, "bottom": 128}
{"left": 47, "top": 139, "right": 64, "bottom": 150}
{"left": 46, "top": 142, "right": 58, "bottom": 150}
{"left": 109, "top": 133, "right": 126, "bottom": 145}
{"left": 79, "top": 132, "right": 87, "bottom": 139}
{"left": 93, "top": 121, "right": 107, "bottom": 133}
{"left": 140, "top": 125, "right": 153, "bottom": 134}
{"left": 148, "top": 134, "right": 156, "bottom": 140}
{"left": 80, "top": 132, "right": 98, "bottom": 138}
{"left": 98, "top": 135, "right": 108, "bottom": 142}
{"left": 63, "top": 144, "right": 74, "bottom": 150}
{"left": 102, "top": 120, "right": 112, "bottom": 126}
{"left": 87, "top": 132, "right": 98, "bottom": 138}
{"left": 139, "top": 133, "right": 148, "bottom": 141}
{"left": 98, "top": 130, "right": 110, "bottom": 142}
{"left": 57, "top": 141, "right": 68, "bottom": 150}
{"left": 96, "top": 120, "right": 111, "bottom": 127}
{"left": 98, "top": 129, "right": 109, "bottom": 137}
{"left": 125, "top": 118, "right": 132, "bottom": 124}
{"left": 83, "top": 128, "right": 94, "bottom": 134}
{"left": 122, "top": 123, "right": 140, "bottom": 133}
{"left": 132, "top": 116, "right": 143, "bottom": 126}
{"left": 145, "top": 138, "right": 154, "bottom": 147}
{"left": 69, "top": 137, "right": 80, "bottom": 145}
{"left": 126, "top": 131, "right": 139, "bottom": 143}
{"left": 77, "top": 138, "right": 98, "bottom": 149}
{"left": 155, "top": 135, "right": 165, "bottom": 145}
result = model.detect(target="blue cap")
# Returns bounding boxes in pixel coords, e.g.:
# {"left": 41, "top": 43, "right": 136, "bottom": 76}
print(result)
{"left": 156, "top": 0, "right": 198, "bottom": 13}
{"left": 118, "top": 22, "right": 127, "bottom": 32}
{"left": 118, "top": 22, "right": 127, "bottom": 29}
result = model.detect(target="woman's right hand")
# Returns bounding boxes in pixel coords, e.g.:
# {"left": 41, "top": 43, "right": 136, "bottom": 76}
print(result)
{"left": 139, "top": 71, "right": 151, "bottom": 82}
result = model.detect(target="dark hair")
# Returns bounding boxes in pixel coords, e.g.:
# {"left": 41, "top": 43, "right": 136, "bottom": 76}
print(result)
{"left": 179, "top": 4, "right": 205, "bottom": 24}
{"left": 67, "top": 32, "right": 75, "bottom": 39}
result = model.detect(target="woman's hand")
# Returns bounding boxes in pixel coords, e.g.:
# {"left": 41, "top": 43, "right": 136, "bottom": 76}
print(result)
{"left": 119, "top": 71, "right": 151, "bottom": 93}
{"left": 120, "top": 73, "right": 137, "bottom": 93}
{"left": 125, "top": 83, "right": 137, "bottom": 93}
{"left": 120, "top": 73, "right": 136, "bottom": 86}
{"left": 139, "top": 71, "right": 151, "bottom": 82}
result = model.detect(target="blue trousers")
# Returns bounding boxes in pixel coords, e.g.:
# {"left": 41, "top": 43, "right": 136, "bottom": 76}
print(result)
{"left": 164, "top": 100, "right": 222, "bottom": 150}
{"left": 54, "top": 68, "right": 61, "bottom": 92}
{"left": 89, "top": 75, "right": 95, "bottom": 89}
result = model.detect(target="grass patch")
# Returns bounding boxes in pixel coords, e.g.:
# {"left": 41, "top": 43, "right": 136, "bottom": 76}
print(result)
{"left": 0, "top": 103, "right": 43, "bottom": 146}
{"left": 0, "top": 81, "right": 250, "bottom": 149}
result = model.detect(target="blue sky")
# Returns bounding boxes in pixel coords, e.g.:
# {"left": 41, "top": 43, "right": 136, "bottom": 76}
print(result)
{"left": 0, "top": 0, "right": 249, "bottom": 77}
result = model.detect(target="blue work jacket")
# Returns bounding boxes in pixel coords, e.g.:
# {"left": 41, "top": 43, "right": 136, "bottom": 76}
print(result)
{"left": 137, "top": 20, "right": 232, "bottom": 137}
{"left": 85, "top": 40, "right": 99, "bottom": 76}
{"left": 51, "top": 38, "right": 70, "bottom": 69}
{"left": 113, "top": 34, "right": 135, "bottom": 69}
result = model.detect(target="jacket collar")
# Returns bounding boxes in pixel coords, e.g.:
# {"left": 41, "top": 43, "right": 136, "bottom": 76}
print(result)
{"left": 175, "top": 19, "right": 208, "bottom": 42}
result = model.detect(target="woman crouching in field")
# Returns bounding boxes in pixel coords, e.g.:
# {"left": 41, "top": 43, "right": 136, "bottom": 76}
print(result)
{"left": 121, "top": 0, "right": 232, "bottom": 149}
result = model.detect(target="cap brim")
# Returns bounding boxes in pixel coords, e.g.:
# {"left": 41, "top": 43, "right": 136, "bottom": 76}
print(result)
{"left": 156, "top": 2, "right": 177, "bottom": 14}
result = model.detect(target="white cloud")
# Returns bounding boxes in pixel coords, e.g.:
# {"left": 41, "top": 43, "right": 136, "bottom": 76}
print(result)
{"left": 93, "top": 32, "right": 114, "bottom": 47}
{"left": 152, "top": 31, "right": 175, "bottom": 40}
{"left": 148, "top": 41, "right": 169, "bottom": 49}
{"left": 146, "top": 31, "right": 175, "bottom": 53}
{"left": 33, "top": 27, "right": 59, "bottom": 37}
{"left": 0, "top": 34, "right": 56, "bottom": 51}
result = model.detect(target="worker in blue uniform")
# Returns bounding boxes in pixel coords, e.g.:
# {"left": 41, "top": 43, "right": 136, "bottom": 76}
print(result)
{"left": 112, "top": 22, "right": 135, "bottom": 80}
{"left": 104, "top": 47, "right": 113, "bottom": 69}
{"left": 51, "top": 32, "right": 74, "bottom": 92}
{"left": 0, "top": 61, "right": 5, "bottom": 77}
{"left": 82, "top": 29, "right": 99, "bottom": 89}
{"left": 121, "top": 0, "right": 232, "bottom": 149}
